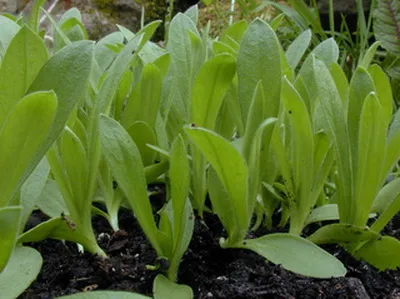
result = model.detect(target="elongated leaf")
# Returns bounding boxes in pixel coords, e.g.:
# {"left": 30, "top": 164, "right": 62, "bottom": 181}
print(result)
{"left": 355, "top": 236, "right": 400, "bottom": 270}
{"left": 354, "top": 93, "right": 386, "bottom": 226}
{"left": 237, "top": 18, "right": 281, "bottom": 125}
{"left": 59, "top": 127, "right": 88, "bottom": 212}
{"left": 240, "top": 233, "right": 346, "bottom": 278}
{"left": 36, "top": 180, "right": 68, "bottom": 218}
{"left": 372, "top": 178, "right": 400, "bottom": 213}
{"left": 18, "top": 217, "right": 63, "bottom": 244}
{"left": 185, "top": 126, "right": 248, "bottom": 243}
{"left": 154, "top": 274, "right": 193, "bottom": 299}
{"left": 308, "top": 223, "right": 379, "bottom": 245}
{"left": 285, "top": 29, "right": 311, "bottom": 70}
{"left": 121, "top": 63, "right": 163, "bottom": 129}
{"left": 20, "top": 158, "right": 50, "bottom": 229}
{"left": 373, "top": 0, "right": 400, "bottom": 55}
{"left": 99, "top": 115, "right": 161, "bottom": 255}
{"left": 27, "top": 41, "right": 93, "bottom": 184}
{"left": 359, "top": 41, "right": 381, "bottom": 68}
{"left": 0, "top": 206, "right": 21, "bottom": 272}
{"left": 0, "top": 26, "right": 48, "bottom": 125}
{"left": 192, "top": 54, "right": 236, "bottom": 129}
{"left": 59, "top": 292, "right": 150, "bottom": 299}
{"left": 0, "top": 16, "right": 20, "bottom": 51}
{"left": 0, "top": 91, "right": 57, "bottom": 206}
{"left": 126, "top": 121, "right": 157, "bottom": 166}
{"left": 0, "top": 247, "right": 42, "bottom": 298}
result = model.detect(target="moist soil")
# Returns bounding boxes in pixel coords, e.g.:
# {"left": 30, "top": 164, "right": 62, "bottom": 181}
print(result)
{"left": 20, "top": 208, "right": 400, "bottom": 299}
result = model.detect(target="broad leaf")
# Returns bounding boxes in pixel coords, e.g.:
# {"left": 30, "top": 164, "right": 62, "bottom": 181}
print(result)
{"left": 153, "top": 274, "right": 193, "bottom": 299}
{"left": 0, "top": 206, "right": 21, "bottom": 272}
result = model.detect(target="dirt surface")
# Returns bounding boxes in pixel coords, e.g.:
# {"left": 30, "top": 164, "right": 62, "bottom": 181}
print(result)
{"left": 20, "top": 209, "right": 400, "bottom": 299}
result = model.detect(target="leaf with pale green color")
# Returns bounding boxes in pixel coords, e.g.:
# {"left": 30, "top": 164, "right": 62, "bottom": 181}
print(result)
{"left": 239, "top": 233, "right": 346, "bottom": 278}
{"left": 237, "top": 18, "right": 281, "bottom": 126}
{"left": 191, "top": 54, "right": 236, "bottom": 129}
{"left": 329, "top": 63, "right": 349, "bottom": 105}
{"left": 0, "top": 206, "right": 21, "bottom": 272}
{"left": 368, "top": 64, "right": 393, "bottom": 126}
{"left": 27, "top": 40, "right": 93, "bottom": 184}
{"left": 99, "top": 115, "right": 161, "bottom": 255}
{"left": 18, "top": 217, "right": 63, "bottom": 244}
{"left": 355, "top": 236, "right": 400, "bottom": 270}
{"left": 36, "top": 180, "right": 68, "bottom": 218}
{"left": 0, "top": 16, "right": 20, "bottom": 51}
{"left": 58, "top": 292, "right": 150, "bottom": 299}
{"left": 0, "top": 26, "right": 48, "bottom": 125}
{"left": 0, "top": 91, "right": 57, "bottom": 207}
{"left": 59, "top": 127, "right": 88, "bottom": 213}
{"left": 184, "top": 5, "right": 198, "bottom": 24}
{"left": 304, "top": 204, "right": 339, "bottom": 227}
{"left": 121, "top": 63, "right": 163, "bottom": 129}
{"left": 285, "top": 29, "right": 311, "bottom": 70}
{"left": 308, "top": 223, "right": 379, "bottom": 245}
{"left": 372, "top": 178, "right": 400, "bottom": 213}
{"left": 185, "top": 126, "right": 248, "bottom": 244}
{"left": 126, "top": 122, "right": 157, "bottom": 167}
{"left": 20, "top": 158, "right": 50, "bottom": 229}
{"left": 94, "top": 32, "right": 124, "bottom": 72}
{"left": 353, "top": 93, "right": 386, "bottom": 226}
{"left": 154, "top": 274, "right": 193, "bottom": 299}
{"left": 0, "top": 246, "right": 42, "bottom": 297}
{"left": 359, "top": 41, "right": 381, "bottom": 68}
{"left": 371, "top": 184, "right": 400, "bottom": 234}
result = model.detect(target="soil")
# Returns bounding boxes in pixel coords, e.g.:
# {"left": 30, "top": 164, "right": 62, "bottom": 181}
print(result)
{"left": 20, "top": 208, "right": 400, "bottom": 299}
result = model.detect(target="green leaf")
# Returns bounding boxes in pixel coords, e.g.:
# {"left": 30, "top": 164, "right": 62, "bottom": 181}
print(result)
{"left": 18, "top": 217, "right": 63, "bottom": 244}
{"left": 99, "top": 115, "right": 161, "bottom": 255}
{"left": 0, "top": 16, "right": 20, "bottom": 51}
{"left": 20, "top": 158, "right": 50, "bottom": 229}
{"left": 0, "top": 246, "right": 42, "bottom": 298}
{"left": 304, "top": 204, "right": 339, "bottom": 227}
{"left": 185, "top": 126, "right": 248, "bottom": 243}
{"left": 359, "top": 41, "right": 381, "bottom": 68}
{"left": 240, "top": 233, "right": 346, "bottom": 278}
{"left": 0, "top": 206, "right": 21, "bottom": 272}
{"left": 372, "top": 178, "right": 400, "bottom": 213}
{"left": 308, "top": 223, "right": 379, "bottom": 245}
{"left": 0, "top": 91, "right": 57, "bottom": 207}
{"left": 354, "top": 93, "right": 386, "bottom": 226}
{"left": 153, "top": 274, "right": 193, "bottom": 299}
{"left": 373, "top": 0, "right": 400, "bottom": 55}
{"left": 191, "top": 54, "right": 236, "bottom": 129}
{"left": 237, "top": 18, "right": 281, "bottom": 126}
{"left": 285, "top": 29, "right": 311, "bottom": 70}
{"left": 121, "top": 63, "right": 163, "bottom": 129}
{"left": 27, "top": 40, "right": 94, "bottom": 184}
{"left": 58, "top": 291, "right": 150, "bottom": 299}
{"left": 355, "top": 236, "right": 400, "bottom": 270}
{"left": 126, "top": 122, "right": 157, "bottom": 167}
{"left": 36, "top": 180, "right": 68, "bottom": 218}
{"left": 0, "top": 26, "right": 48, "bottom": 125}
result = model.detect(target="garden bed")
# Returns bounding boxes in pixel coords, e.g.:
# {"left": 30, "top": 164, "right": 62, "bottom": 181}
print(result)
{"left": 21, "top": 209, "right": 400, "bottom": 299}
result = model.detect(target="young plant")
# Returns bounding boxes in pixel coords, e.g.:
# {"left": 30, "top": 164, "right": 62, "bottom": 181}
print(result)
{"left": 0, "top": 21, "right": 90, "bottom": 297}
{"left": 306, "top": 54, "right": 400, "bottom": 270}
{"left": 99, "top": 115, "right": 194, "bottom": 283}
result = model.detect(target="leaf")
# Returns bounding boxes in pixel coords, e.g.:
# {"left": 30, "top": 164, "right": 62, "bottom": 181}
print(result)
{"left": 58, "top": 291, "right": 150, "bottom": 299}
{"left": 359, "top": 41, "right": 381, "bottom": 69}
{"left": 121, "top": 63, "right": 163, "bottom": 129}
{"left": 191, "top": 54, "right": 236, "bottom": 129}
{"left": 285, "top": 29, "right": 311, "bottom": 70}
{"left": 125, "top": 122, "right": 157, "bottom": 167}
{"left": 355, "top": 236, "right": 400, "bottom": 270}
{"left": 354, "top": 93, "right": 386, "bottom": 226}
{"left": 185, "top": 126, "right": 248, "bottom": 243}
{"left": 304, "top": 204, "right": 339, "bottom": 227}
{"left": 373, "top": 0, "right": 400, "bottom": 55}
{"left": 153, "top": 274, "right": 193, "bottom": 299}
{"left": 0, "top": 16, "right": 20, "bottom": 51}
{"left": 0, "top": 91, "right": 57, "bottom": 207}
{"left": 308, "top": 223, "right": 379, "bottom": 245}
{"left": 27, "top": 40, "right": 94, "bottom": 185}
{"left": 0, "top": 206, "right": 21, "bottom": 272}
{"left": 237, "top": 18, "right": 281, "bottom": 125}
{"left": 0, "top": 26, "right": 48, "bottom": 125}
{"left": 18, "top": 217, "right": 63, "bottom": 244}
{"left": 20, "top": 158, "right": 50, "bottom": 229}
{"left": 0, "top": 246, "right": 42, "bottom": 298}
{"left": 372, "top": 178, "right": 400, "bottom": 213}
{"left": 99, "top": 115, "right": 161, "bottom": 255}
{"left": 240, "top": 233, "right": 346, "bottom": 278}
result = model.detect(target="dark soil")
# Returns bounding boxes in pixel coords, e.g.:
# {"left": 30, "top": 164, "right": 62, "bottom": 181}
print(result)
{"left": 20, "top": 209, "right": 400, "bottom": 299}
